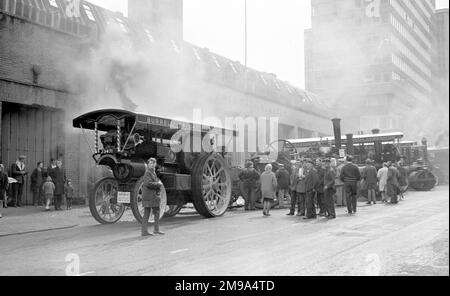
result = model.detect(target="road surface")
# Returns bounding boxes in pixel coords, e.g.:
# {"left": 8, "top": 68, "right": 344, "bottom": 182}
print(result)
{"left": 0, "top": 186, "right": 448, "bottom": 276}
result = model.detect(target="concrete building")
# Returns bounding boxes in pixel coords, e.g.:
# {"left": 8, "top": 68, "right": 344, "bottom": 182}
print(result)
{"left": 432, "top": 8, "right": 449, "bottom": 147}
{"left": 0, "top": 0, "right": 330, "bottom": 205}
{"left": 305, "top": 0, "right": 436, "bottom": 139}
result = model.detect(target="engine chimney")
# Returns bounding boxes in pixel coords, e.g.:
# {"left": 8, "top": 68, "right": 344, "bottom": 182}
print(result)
{"left": 331, "top": 118, "right": 342, "bottom": 150}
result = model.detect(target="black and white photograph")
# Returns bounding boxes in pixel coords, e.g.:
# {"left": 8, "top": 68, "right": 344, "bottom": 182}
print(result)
{"left": 0, "top": 0, "right": 448, "bottom": 279}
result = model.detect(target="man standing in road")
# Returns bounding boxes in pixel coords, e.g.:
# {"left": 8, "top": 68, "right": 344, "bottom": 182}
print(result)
{"left": 238, "top": 161, "right": 260, "bottom": 211}
{"left": 362, "top": 159, "right": 378, "bottom": 205}
{"left": 340, "top": 155, "right": 361, "bottom": 215}
{"left": 315, "top": 159, "right": 326, "bottom": 216}
{"left": 323, "top": 159, "right": 336, "bottom": 219}
{"left": 275, "top": 164, "right": 290, "bottom": 209}
{"left": 141, "top": 158, "right": 164, "bottom": 237}
{"left": 49, "top": 160, "right": 65, "bottom": 210}
{"left": 11, "top": 155, "right": 27, "bottom": 207}
{"left": 304, "top": 159, "right": 318, "bottom": 220}
{"left": 396, "top": 158, "right": 408, "bottom": 200}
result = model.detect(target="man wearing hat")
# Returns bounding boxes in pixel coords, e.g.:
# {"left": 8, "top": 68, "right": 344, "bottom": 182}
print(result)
{"left": 340, "top": 155, "right": 361, "bottom": 214}
{"left": 362, "top": 159, "right": 378, "bottom": 205}
{"left": 323, "top": 159, "right": 336, "bottom": 219}
{"left": 275, "top": 164, "right": 290, "bottom": 209}
{"left": 304, "top": 159, "right": 318, "bottom": 219}
{"left": 238, "top": 161, "right": 260, "bottom": 210}
{"left": 11, "top": 155, "right": 28, "bottom": 207}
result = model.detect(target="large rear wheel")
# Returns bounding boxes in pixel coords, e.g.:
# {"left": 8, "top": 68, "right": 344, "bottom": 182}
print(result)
{"left": 191, "top": 153, "right": 232, "bottom": 218}
{"left": 130, "top": 177, "right": 167, "bottom": 224}
{"left": 89, "top": 178, "right": 125, "bottom": 224}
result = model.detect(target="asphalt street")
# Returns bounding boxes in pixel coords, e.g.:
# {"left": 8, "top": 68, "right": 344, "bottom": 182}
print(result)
{"left": 0, "top": 186, "right": 448, "bottom": 276}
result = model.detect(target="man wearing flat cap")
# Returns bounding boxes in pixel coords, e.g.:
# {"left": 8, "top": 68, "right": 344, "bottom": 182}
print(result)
{"left": 323, "top": 159, "right": 336, "bottom": 219}
{"left": 238, "top": 161, "right": 260, "bottom": 210}
{"left": 304, "top": 159, "right": 319, "bottom": 219}
{"left": 11, "top": 155, "right": 28, "bottom": 207}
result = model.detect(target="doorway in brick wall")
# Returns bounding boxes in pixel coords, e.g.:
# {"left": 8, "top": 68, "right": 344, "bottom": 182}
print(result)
{"left": 0, "top": 102, "right": 64, "bottom": 205}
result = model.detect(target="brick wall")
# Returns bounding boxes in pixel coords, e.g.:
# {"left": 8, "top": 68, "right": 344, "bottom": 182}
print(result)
{"left": 0, "top": 12, "right": 91, "bottom": 202}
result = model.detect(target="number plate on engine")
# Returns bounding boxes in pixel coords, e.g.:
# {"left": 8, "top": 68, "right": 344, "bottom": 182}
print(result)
{"left": 117, "top": 191, "right": 131, "bottom": 204}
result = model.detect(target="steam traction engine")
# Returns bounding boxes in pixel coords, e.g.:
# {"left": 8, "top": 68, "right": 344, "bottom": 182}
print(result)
{"left": 73, "top": 109, "right": 234, "bottom": 224}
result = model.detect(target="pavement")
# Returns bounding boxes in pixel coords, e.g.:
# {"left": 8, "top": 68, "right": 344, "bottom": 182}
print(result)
{"left": 0, "top": 186, "right": 448, "bottom": 276}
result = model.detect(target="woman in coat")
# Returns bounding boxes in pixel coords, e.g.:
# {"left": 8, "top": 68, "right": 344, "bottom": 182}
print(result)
{"left": 377, "top": 162, "right": 389, "bottom": 203}
{"left": 141, "top": 158, "right": 164, "bottom": 236}
{"left": 260, "top": 164, "right": 278, "bottom": 216}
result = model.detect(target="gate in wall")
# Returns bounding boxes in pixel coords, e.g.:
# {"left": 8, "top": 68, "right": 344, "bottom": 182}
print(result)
{"left": 0, "top": 102, "right": 64, "bottom": 205}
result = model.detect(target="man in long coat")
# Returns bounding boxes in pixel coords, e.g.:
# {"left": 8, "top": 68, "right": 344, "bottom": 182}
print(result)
{"left": 323, "top": 159, "right": 337, "bottom": 219}
{"left": 304, "top": 160, "right": 318, "bottom": 219}
{"left": 48, "top": 160, "right": 65, "bottom": 210}
{"left": 141, "top": 158, "right": 164, "bottom": 236}
{"left": 30, "top": 161, "right": 44, "bottom": 206}
{"left": 387, "top": 161, "right": 400, "bottom": 204}
{"left": 11, "top": 155, "right": 28, "bottom": 207}
{"left": 238, "top": 161, "right": 260, "bottom": 211}
{"left": 315, "top": 159, "right": 326, "bottom": 216}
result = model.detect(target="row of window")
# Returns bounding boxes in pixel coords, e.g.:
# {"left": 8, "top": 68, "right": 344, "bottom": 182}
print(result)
{"left": 391, "top": 54, "right": 431, "bottom": 92}
{"left": 360, "top": 115, "right": 399, "bottom": 130}
{"left": 416, "top": 0, "right": 434, "bottom": 19}
{"left": 391, "top": 35, "right": 431, "bottom": 78}
{"left": 403, "top": 0, "right": 430, "bottom": 33}
{"left": 390, "top": 13, "right": 431, "bottom": 63}
{"left": 0, "top": 0, "right": 93, "bottom": 36}
{"left": 390, "top": 0, "right": 431, "bottom": 50}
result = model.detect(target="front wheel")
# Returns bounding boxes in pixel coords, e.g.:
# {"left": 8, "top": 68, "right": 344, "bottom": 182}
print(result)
{"left": 89, "top": 178, "right": 125, "bottom": 224}
{"left": 191, "top": 153, "right": 232, "bottom": 218}
{"left": 130, "top": 177, "right": 167, "bottom": 224}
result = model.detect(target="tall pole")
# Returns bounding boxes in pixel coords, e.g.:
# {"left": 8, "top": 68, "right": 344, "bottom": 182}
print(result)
{"left": 244, "top": 0, "right": 248, "bottom": 90}
{"left": 245, "top": 0, "right": 248, "bottom": 68}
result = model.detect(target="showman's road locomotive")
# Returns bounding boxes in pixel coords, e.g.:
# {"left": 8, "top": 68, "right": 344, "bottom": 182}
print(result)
{"left": 73, "top": 109, "right": 236, "bottom": 224}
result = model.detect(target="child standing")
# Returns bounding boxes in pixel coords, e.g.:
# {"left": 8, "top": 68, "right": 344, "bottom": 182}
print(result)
{"left": 65, "top": 179, "right": 74, "bottom": 210}
{"left": 42, "top": 176, "right": 55, "bottom": 211}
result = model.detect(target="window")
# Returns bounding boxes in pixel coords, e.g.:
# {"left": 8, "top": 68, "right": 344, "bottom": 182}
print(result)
{"left": 49, "top": 0, "right": 58, "bottom": 8}
{"left": 83, "top": 4, "right": 95, "bottom": 21}
{"left": 211, "top": 55, "right": 221, "bottom": 68}
{"left": 259, "top": 74, "right": 267, "bottom": 85}
{"left": 229, "top": 62, "right": 238, "bottom": 74}
{"left": 115, "top": 18, "right": 127, "bottom": 33}
{"left": 273, "top": 79, "right": 281, "bottom": 90}
{"left": 171, "top": 40, "right": 180, "bottom": 53}
{"left": 192, "top": 47, "right": 201, "bottom": 61}
{"left": 144, "top": 29, "right": 155, "bottom": 42}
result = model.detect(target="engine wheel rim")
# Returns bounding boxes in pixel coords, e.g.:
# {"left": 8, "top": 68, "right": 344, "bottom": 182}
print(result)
{"left": 94, "top": 179, "right": 125, "bottom": 223}
{"left": 201, "top": 154, "right": 232, "bottom": 216}
{"left": 136, "top": 182, "right": 167, "bottom": 223}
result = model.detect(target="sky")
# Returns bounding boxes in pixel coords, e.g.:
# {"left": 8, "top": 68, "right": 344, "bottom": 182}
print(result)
{"left": 88, "top": 0, "right": 449, "bottom": 89}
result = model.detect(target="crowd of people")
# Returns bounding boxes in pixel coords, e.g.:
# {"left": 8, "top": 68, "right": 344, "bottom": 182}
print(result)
{"left": 238, "top": 155, "right": 409, "bottom": 219}
{"left": 0, "top": 156, "right": 74, "bottom": 218}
